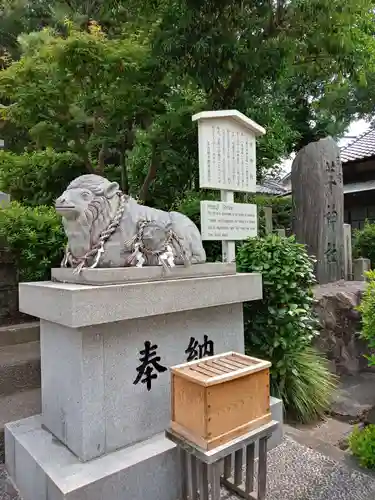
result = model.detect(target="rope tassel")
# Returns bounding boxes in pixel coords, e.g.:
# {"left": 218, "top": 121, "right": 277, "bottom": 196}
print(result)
{"left": 61, "top": 192, "right": 193, "bottom": 274}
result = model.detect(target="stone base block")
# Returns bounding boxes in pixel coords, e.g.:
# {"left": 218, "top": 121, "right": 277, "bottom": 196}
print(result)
{"left": 5, "top": 416, "right": 181, "bottom": 500}
{"left": 5, "top": 397, "right": 283, "bottom": 500}
{"left": 51, "top": 263, "right": 236, "bottom": 286}
{"left": 268, "top": 397, "right": 283, "bottom": 451}
{"left": 19, "top": 272, "right": 262, "bottom": 328}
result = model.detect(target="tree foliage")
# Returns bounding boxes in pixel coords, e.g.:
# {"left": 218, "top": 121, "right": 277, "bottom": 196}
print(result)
{"left": 1, "top": 0, "right": 375, "bottom": 206}
{"left": 0, "top": 24, "right": 153, "bottom": 182}
{"left": 353, "top": 222, "right": 375, "bottom": 265}
{"left": 153, "top": 0, "right": 375, "bottom": 150}
{"left": 0, "top": 149, "right": 85, "bottom": 205}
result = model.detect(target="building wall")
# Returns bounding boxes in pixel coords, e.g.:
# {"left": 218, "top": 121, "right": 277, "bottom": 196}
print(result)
{"left": 344, "top": 190, "right": 375, "bottom": 230}
{"left": 343, "top": 158, "right": 375, "bottom": 184}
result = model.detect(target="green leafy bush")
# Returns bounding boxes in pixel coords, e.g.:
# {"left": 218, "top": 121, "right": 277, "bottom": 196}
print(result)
{"left": 250, "top": 194, "right": 292, "bottom": 235}
{"left": 353, "top": 221, "right": 375, "bottom": 265}
{"left": 0, "top": 202, "right": 65, "bottom": 281}
{"left": 237, "top": 234, "right": 336, "bottom": 422}
{"left": 0, "top": 149, "right": 85, "bottom": 206}
{"left": 357, "top": 269, "right": 375, "bottom": 366}
{"left": 349, "top": 425, "right": 375, "bottom": 468}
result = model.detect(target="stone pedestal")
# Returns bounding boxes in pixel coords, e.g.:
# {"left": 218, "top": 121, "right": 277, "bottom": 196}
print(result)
{"left": 6, "top": 268, "right": 283, "bottom": 500}
{"left": 353, "top": 258, "right": 370, "bottom": 281}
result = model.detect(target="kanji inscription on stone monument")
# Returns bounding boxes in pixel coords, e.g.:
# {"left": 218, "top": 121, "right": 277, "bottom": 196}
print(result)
{"left": 291, "top": 137, "right": 344, "bottom": 284}
{"left": 192, "top": 110, "right": 265, "bottom": 263}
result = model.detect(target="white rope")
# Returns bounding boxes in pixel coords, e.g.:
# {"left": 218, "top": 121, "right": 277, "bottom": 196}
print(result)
{"left": 61, "top": 192, "right": 191, "bottom": 274}
{"left": 61, "top": 191, "right": 127, "bottom": 273}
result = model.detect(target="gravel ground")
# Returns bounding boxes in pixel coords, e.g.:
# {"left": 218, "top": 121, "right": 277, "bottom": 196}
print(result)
{"left": 222, "top": 437, "right": 375, "bottom": 500}
{"left": 0, "top": 466, "right": 20, "bottom": 500}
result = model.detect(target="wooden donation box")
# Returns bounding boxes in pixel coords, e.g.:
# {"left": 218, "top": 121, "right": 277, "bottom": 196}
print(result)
{"left": 170, "top": 352, "right": 271, "bottom": 450}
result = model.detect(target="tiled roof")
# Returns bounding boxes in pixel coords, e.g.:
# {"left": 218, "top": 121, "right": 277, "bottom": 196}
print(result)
{"left": 256, "top": 179, "right": 289, "bottom": 195}
{"left": 340, "top": 127, "right": 375, "bottom": 163}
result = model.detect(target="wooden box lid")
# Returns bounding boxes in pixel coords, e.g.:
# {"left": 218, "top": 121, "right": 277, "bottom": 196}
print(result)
{"left": 171, "top": 351, "right": 271, "bottom": 387}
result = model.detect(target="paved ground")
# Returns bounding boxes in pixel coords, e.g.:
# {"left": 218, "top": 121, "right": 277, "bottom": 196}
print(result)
{"left": 331, "top": 372, "right": 375, "bottom": 420}
{"left": 2, "top": 437, "right": 375, "bottom": 500}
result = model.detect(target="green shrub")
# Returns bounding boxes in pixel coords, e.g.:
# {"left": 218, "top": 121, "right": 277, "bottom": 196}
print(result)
{"left": 357, "top": 269, "right": 375, "bottom": 366}
{"left": 249, "top": 194, "right": 292, "bottom": 235}
{"left": 0, "top": 202, "right": 65, "bottom": 281}
{"left": 0, "top": 149, "right": 85, "bottom": 206}
{"left": 237, "top": 234, "right": 336, "bottom": 422}
{"left": 349, "top": 425, "right": 375, "bottom": 468}
{"left": 353, "top": 221, "right": 375, "bottom": 265}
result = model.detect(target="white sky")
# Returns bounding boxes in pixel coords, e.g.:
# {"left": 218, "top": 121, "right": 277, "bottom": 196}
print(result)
{"left": 279, "top": 119, "right": 371, "bottom": 175}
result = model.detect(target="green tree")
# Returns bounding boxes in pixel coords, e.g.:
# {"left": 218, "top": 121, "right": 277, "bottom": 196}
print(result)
{"left": 0, "top": 23, "right": 158, "bottom": 190}
{"left": 152, "top": 0, "right": 375, "bottom": 150}
{"left": 2, "top": 0, "right": 375, "bottom": 206}
{"left": 0, "top": 0, "right": 53, "bottom": 60}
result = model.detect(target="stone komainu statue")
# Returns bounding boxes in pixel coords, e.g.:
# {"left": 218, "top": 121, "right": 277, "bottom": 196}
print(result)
{"left": 55, "top": 174, "right": 206, "bottom": 272}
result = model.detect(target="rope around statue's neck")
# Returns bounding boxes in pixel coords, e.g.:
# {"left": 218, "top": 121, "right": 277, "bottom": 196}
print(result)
{"left": 61, "top": 191, "right": 127, "bottom": 274}
{"left": 61, "top": 192, "right": 191, "bottom": 274}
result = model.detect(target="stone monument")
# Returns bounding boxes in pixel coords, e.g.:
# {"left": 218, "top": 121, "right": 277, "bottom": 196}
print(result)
{"left": 5, "top": 117, "right": 283, "bottom": 500}
{"left": 292, "top": 136, "right": 344, "bottom": 284}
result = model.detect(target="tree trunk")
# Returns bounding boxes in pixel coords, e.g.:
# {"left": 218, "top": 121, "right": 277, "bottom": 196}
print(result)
{"left": 138, "top": 145, "right": 158, "bottom": 203}
{"left": 97, "top": 144, "right": 106, "bottom": 174}
{"left": 119, "top": 151, "right": 129, "bottom": 194}
{"left": 291, "top": 136, "right": 344, "bottom": 284}
{"left": 84, "top": 154, "right": 95, "bottom": 174}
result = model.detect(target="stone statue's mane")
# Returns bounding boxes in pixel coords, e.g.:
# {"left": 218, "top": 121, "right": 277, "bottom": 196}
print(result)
{"left": 66, "top": 174, "right": 115, "bottom": 198}
{"left": 63, "top": 175, "right": 120, "bottom": 254}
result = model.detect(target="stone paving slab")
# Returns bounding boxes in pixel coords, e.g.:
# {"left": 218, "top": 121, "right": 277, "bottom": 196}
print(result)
{"left": 2, "top": 437, "right": 375, "bottom": 500}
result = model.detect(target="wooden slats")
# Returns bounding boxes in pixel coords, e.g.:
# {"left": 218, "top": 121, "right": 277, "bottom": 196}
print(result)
{"left": 190, "top": 365, "right": 219, "bottom": 377}
{"left": 204, "top": 360, "right": 230, "bottom": 374}
{"left": 220, "top": 358, "right": 247, "bottom": 370}
{"left": 172, "top": 351, "right": 271, "bottom": 387}
{"left": 209, "top": 360, "right": 233, "bottom": 373}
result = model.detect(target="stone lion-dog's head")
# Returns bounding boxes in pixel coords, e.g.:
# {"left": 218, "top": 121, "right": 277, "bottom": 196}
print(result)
{"left": 55, "top": 174, "right": 122, "bottom": 257}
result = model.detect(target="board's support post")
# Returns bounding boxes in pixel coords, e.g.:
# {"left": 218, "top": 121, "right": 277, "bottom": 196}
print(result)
{"left": 221, "top": 190, "right": 235, "bottom": 263}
